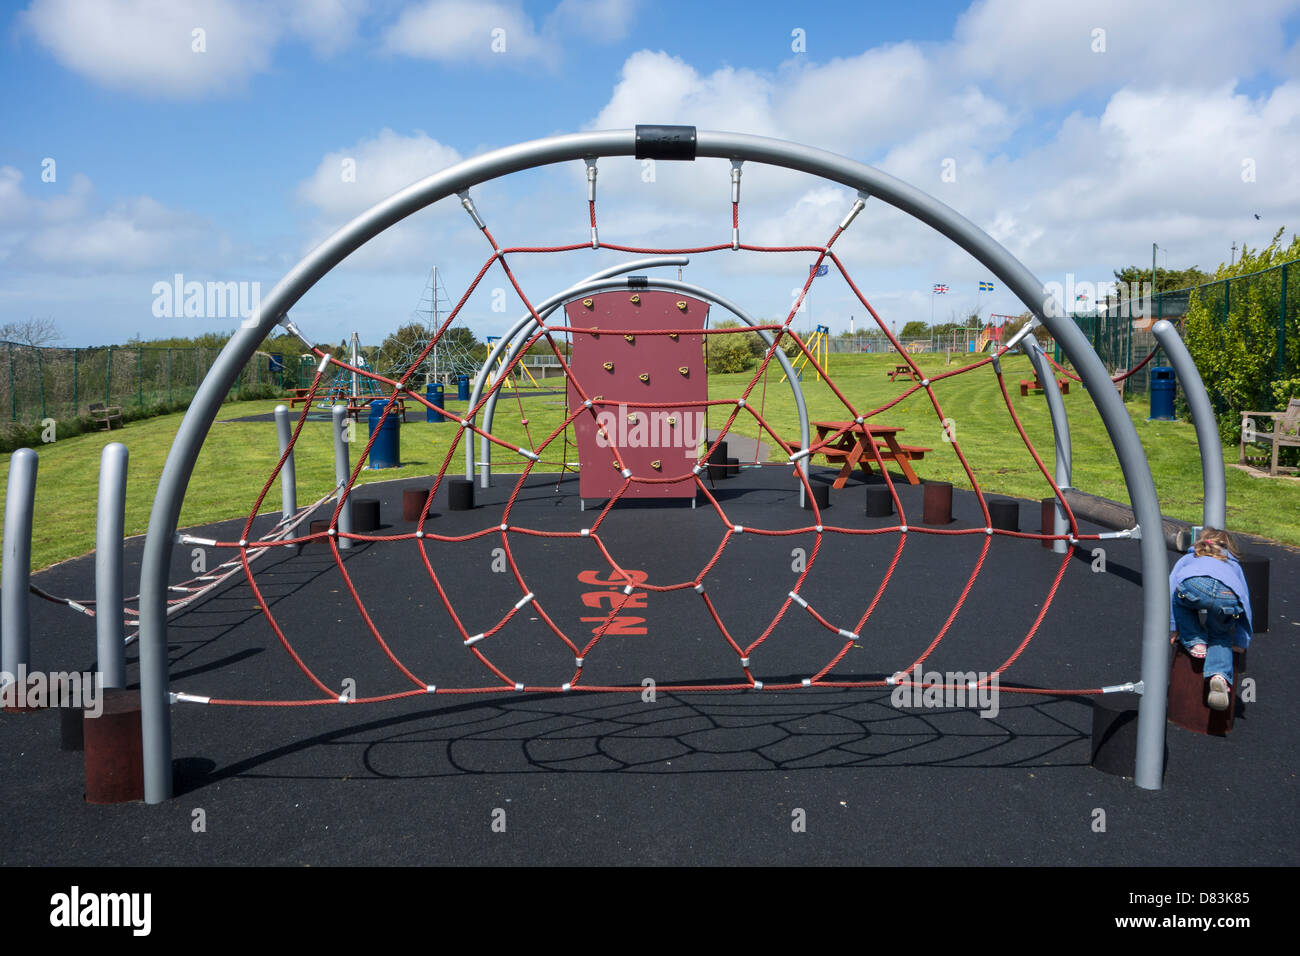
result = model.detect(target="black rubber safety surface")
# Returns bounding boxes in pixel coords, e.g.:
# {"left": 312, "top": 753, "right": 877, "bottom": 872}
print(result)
{"left": 2, "top": 466, "right": 1296, "bottom": 866}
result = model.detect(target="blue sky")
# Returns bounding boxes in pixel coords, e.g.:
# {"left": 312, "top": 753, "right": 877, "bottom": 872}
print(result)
{"left": 2, "top": 0, "right": 1299, "bottom": 347}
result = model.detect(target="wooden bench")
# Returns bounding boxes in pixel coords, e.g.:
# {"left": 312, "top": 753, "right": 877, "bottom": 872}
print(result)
{"left": 1019, "top": 375, "right": 1070, "bottom": 396}
{"left": 287, "top": 388, "right": 315, "bottom": 409}
{"left": 888, "top": 363, "right": 920, "bottom": 382}
{"left": 1240, "top": 397, "right": 1300, "bottom": 476}
{"left": 88, "top": 401, "right": 123, "bottom": 431}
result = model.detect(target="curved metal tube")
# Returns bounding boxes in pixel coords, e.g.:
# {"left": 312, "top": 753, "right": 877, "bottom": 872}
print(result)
{"left": 1152, "top": 320, "right": 1225, "bottom": 531}
{"left": 139, "top": 127, "right": 1171, "bottom": 801}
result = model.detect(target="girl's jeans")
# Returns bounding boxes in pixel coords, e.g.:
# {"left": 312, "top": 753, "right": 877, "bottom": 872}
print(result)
{"left": 1172, "top": 575, "right": 1244, "bottom": 685}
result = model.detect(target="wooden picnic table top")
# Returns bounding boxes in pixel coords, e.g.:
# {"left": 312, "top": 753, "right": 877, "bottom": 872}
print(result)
{"left": 813, "top": 420, "right": 905, "bottom": 435}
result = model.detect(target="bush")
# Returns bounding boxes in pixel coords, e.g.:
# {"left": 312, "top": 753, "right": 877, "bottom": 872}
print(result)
{"left": 706, "top": 323, "right": 760, "bottom": 374}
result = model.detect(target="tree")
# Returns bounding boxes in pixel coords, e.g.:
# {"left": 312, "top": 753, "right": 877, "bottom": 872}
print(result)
{"left": 1113, "top": 264, "right": 1211, "bottom": 298}
{"left": 1001, "top": 311, "right": 1051, "bottom": 347}
{"left": 899, "top": 320, "right": 929, "bottom": 339}
{"left": 1183, "top": 228, "right": 1299, "bottom": 439}
{"left": 0, "top": 317, "right": 61, "bottom": 347}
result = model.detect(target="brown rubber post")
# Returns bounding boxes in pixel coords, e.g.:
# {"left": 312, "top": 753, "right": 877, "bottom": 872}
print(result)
{"left": 1166, "top": 645, "right": 1245, "bottom": 736}
{"left": 922, "top": 481, "right": 953, "bottom": 525}
{"left": 403, "top": 488, "right": 434, "bottom": 522}
{"left": 83, "top": 689, "right": 144, "bottom": 804}
{"left": 1040, "top": 497, "right": 1056, "bottom": 549}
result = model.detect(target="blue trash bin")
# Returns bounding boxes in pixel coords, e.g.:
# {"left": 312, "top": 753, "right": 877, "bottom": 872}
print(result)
{"left": 368, "top": 399, "right": 401, "bottom": 469}
{"left": 456, "top": 374, "right": 470, "bottom": 401}
{"left": 426, "top": 382, "right": 446, "bottom": 423}
{"left": 1149, "top": 366, "right": 1176, "bottom": 421}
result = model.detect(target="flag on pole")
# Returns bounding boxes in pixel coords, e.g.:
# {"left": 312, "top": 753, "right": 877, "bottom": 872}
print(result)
{"left": 979, "top": 281, "right": 994, "bottom": 292}
{"left": 810, "top": 264, "right": 829, "bottom": 277}
{"left": 1076, "top": 293, "right": 1089, "bottom": 301}
{"left": 933, "top": 284, "right": 948, "bottom": 294}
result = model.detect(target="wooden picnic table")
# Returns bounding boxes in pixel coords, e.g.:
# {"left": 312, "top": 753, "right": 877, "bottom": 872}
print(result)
{"left": 888, "top": 363, "right": 921, "bottom": 382}
{"left": 809, "top": 421, "right": 930, "bottom": 488}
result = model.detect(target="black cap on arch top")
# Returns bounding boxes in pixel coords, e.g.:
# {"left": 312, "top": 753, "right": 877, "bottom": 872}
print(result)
{"left": 634, "top": 125, "right": 698, "bottom": 161}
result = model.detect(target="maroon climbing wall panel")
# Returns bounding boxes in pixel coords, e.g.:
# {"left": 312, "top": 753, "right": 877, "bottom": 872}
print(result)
{"left": 566, "top": 290, "right": 709, "bottom": 500}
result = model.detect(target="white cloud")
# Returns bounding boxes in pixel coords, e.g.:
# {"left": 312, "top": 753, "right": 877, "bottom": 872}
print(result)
{"left": 381, "top": 0, "right": 545, "bottom": 63}
{"left": 18, "top": 0, "right": 365, "bottom": 98}
{"left": 0, "top": 169, "right": 225, "bottom": 273}
{"left": 952, "top": 0, "right": 1300, "bottom": 104}
{"left": 297, "top": 128, "right": 466, "bottom": 217}
{"left": 545, "top": 0, "right": 637, "bottom": 43}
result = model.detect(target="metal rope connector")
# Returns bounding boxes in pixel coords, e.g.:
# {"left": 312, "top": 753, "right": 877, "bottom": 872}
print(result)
{"left": 458, "top": 190, "right": 485, "bottom": 229}
{"left": 170, "top": 692, "right": 211, "bottom": 705}
{"left": 1101, "top": 682, "right": 1139, "bottom": 694}
{"left": 278, "top": 316, "right": 313, "bottom": 350}
{"left": 839, "top": 192, "right": 868, "bottom": 231}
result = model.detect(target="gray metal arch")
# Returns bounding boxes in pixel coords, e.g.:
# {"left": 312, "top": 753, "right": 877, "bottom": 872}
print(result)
{"left": 472, "top": 275, "right": 811, "bottom": 488}
{"left": 138, "top": 128, "right": 1171, "bottom": 802}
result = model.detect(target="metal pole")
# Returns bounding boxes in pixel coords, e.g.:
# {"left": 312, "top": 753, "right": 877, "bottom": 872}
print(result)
{"left": 1152, "top": 320, "right": 1225, "bottom": 530}
{"left": 96, "top": 442, "right": 128, "bottom": 688}
{"left": 274, "top": 404, "right": 297, "bottom": 521}
{"left": 1023, "top": 342, "right": 1072, "bottom": 553}
{"left": 72, "top": 348, "right": 78, "bottom": 415}
{"left": 139, "top": 127, "right": 1172, "bottom": 797}
{"left": 2, "top": 448, "right": 37, "bottom": 677}
{"left": 332, "top": 404, "right": 352, "bottom": 550}
{"left": 137, "top": 346, "right": 143, "bottom": 407}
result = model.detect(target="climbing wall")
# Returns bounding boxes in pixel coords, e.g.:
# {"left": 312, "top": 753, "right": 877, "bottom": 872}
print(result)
{"left": 566, "top": 290, "right": 709, "bottom": 501}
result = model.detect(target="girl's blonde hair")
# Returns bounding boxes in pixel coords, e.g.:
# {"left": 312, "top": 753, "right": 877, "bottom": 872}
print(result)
{"left": 1194, "top": 527, "right": 1240, "bottom": 561}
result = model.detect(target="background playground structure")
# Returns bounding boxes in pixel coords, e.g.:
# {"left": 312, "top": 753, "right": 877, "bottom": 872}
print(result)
{"left": 4, "top": 348, "right": 1300, "bottom": 579}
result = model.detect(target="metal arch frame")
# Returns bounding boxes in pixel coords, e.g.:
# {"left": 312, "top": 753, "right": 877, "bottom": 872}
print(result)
{"left": 138, "top": 127, "right": 1171, "bottom": 802}
{"left": 471, "top": 274, "right": 811, "bottom": 490}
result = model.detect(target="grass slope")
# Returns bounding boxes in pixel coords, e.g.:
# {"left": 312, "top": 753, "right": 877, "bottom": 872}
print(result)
{"left": 2, "top": 352, "right": 1297, "bottom": 573}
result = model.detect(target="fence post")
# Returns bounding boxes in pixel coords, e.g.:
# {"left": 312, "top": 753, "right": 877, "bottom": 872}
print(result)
{"left": 167, "top": 348, "right": 173, "bottom": 405}
{"left": 106, "top": 345, "right": 113, "bottom": 402}
{"left": 73, "top": 348, "right": 78, "bottom": 416}
{"left": 35, "top": 347, "right": 45, "bottom": 420}
{"left": 137, "top": 346, "right": 143, "bottom": 408}
{"left": 8, "top": 343, "right": 13, "bottom": 421}
{"left": 1280, "top": 263, "right": 1288, "bottom": 377}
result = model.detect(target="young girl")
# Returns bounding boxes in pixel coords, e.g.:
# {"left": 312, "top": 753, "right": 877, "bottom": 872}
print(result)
{"left": 1169, "top": 528, "right": 1253, "bottom": 711}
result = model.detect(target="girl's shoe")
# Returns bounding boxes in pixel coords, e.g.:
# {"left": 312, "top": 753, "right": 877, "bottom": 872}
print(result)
{"left": 1184, "top": 642, "right": 1207, "bottom": 660}
{"left": 1207, "top": 674, "right": 1230, "bottom": 711}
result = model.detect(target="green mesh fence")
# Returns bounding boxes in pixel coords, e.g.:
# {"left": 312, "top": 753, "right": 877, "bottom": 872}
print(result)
{"left": 1, "top": 343, "right": 281, "bottom": 424}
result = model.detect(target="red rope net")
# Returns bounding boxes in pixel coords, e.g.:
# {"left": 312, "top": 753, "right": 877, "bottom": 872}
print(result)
{"left": 174, "top": 162, "right": 1128, "bottom": 708}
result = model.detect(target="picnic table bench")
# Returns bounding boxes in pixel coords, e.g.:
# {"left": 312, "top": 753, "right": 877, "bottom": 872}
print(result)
{"left": 89, "top": 401, "right": 123, "bottom": 431}
{"left": 792, "top": 421, "right": 931, "bottom": 488}
{"left": 888, "top": 363, "right": 921, "bottom": 382}
{"left": 1019, "top": 374, "right": 1070, "bottom": 396}
{"left": 1240, "top": 397, "right": 1300, "bottom": 476}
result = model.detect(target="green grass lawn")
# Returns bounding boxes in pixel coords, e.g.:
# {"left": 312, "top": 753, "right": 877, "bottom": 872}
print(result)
{"left": 3, "top": 352, "right": 1298, "bottom": 573}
